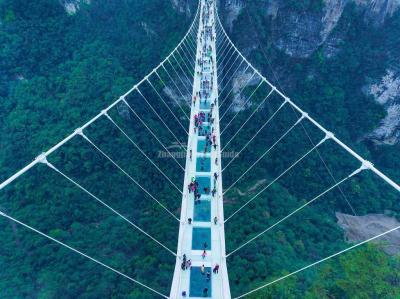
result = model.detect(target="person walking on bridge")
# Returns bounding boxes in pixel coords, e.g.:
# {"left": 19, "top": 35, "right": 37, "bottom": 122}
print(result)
{"left": 213, "top": 264, "right": 219, "bottom": 274}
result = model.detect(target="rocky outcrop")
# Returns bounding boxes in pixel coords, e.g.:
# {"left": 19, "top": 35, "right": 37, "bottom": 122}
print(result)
{"left": 336, "top": 212, "right": 400, "bottom": 255}
{"left": 222, "top": 0, "right": 245, "bottom": 30}
{"left": 274, "top": 0, "right": 348, "bottom": 58}
{"left": 221, "top": 0, "right": 399, "bottom": 59}
{"left": 163, "top": 85, "right": 191, "bottom": 107}
{"left": 170, "top": 0, "right": 192, "bottom": 17}
{"left": 366, "top": 70, "right": 400, "bottom": 144}
{"left": 230, "top": 70, "right": 261, "bottom": 112}
{"left": 140, "top": 22, "right": 157, "bottom": 37}
{"left": 355, "top": 0, "right": 400, "bottom": 25}
{"left": 61, "top": 0, "right": 90, "bottom": 15}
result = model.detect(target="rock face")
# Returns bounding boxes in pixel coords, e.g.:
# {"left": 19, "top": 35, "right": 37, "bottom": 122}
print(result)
{"left": 220, "top": 0, "right": 399, "bottom": 58}
{"left": 222, "top": 0, "right": 245, "bottom": 30}
{"left": 163, "top": 85, "right": 191, "bottom": 107}
{"left": 218, "top": 0, "right": 400, "bottom": 144}
{"left": 355, "top": 0, "right": 400, "bottom": 25}
{"left": 61, "top": 0, "right": 90, "bottom": 15}
{"left": 367, "top": 70, "right": 400, "bottom": 144}
{"left": 140, "top": 22, "right": 157, "bottom": 37}
{"left": 230, "top": 71, "right": 261, "bottom": 112}
{"left": 170, "top": 0, "right": 192, "bottom": 16}
{"left": 336, "top": 212, "right": 400, "bottom": 255}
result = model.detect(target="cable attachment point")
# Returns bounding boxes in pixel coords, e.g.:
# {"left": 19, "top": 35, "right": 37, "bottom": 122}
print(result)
{"left": 325, "top": 131, "right": 334, "bottom": 140}
{"left": 74, "top": 127, "right": 84, "bottom": 136}
{"left": 119, "top": 96, "right": 125, "bottom": 102}
{"left": 101, "top": 109, "right": 109, "bottom": 117}
{"left": 35, "top": 153, "right": 48, "bottom": 165}
{"left": 121, "top": 98, "right": 129, "bottom": 107}
{"left": 301, "top": 111, "right": 309, "bottom": 119}
{"left": 361, "top": 160, "right": 374, "bottom": 171}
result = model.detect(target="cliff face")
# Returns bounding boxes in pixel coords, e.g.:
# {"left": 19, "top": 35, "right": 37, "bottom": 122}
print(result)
{"left": 221, "top": 0, "right": 399, "bottom": 58}
{"left": 61, "top": 0, "right": 90, "bottom": 15}
{"left": 219, "top": 0, "right": 400, "bottom": 145}
{"left": 366, "top": 70, "right": 400, "bottom": 145}
{"left": 170, "top": 0, "right": 193, "bottom": 16}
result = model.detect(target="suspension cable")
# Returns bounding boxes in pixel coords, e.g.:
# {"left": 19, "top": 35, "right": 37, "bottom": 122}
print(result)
{"left": 218, "top": 45, "right": 236, "bottom": 69}
{"left": 217, "top": 39, "right": 232, "bottom": 63}
{"left": 136, "top": 88, "right": 187, "bottom": 152}
{"left": 219, "top": 45, "right": 237, "bottom": 71}
{"left": 218, "top": 59, "right": 245, "bottom": 95}
{"left": 222, "top": 100, "right": 289, "bottom": 173}
{"left": 226, "top": 162, "right": 363, "bottom": 235}
{"left": 171, "top": 53, "right": 193, "bottom": 90}
{"left": 99, "top": 114, "right": 183, "bottom": 195}
{"left": 154, "top": 71, "right": 190, "bottom": 118}
{"left": 146, "top": 77, "right": 190, "bottom": 127}
{"left": 223, "top": 119, "right": 310, "bottom": 223}
{"left": 37, "top": 155, "right": 177, "bottom": 255}
{"left": 217, "top": 40, "right": 233, "bottom": 64}
{"left": 225, "top": 136, "right": 337, "bottom": 255}
{"left": 215, "top": 10, "right": 358, "bottom": 217}
{"left": 218, "top": 50, "right": 240, "bottom": 79}
{"left": 180, "top": 37, "right": 196, "bottom": 61}
{"left": 167, "top": 59, "right": 192, "bottom": 95}
{"left": 219, "top": 66, "right": 253, "bottom": 108}
{"left": 222, "top": 88, "right": 275, "bottom": 152}
{"left": 0, "top": 210, "right": 170, "bottom": 298}
{"left": 161, "top": 65, "right": 191, "bottom": 108}
{"left": 220, "top": 80, "right": 264, "bottom": 123}
{"left": 122, "top": 99, "right": 185, "bottom": 171}
{"left": 232, "top": 203, "right": 397, "bottom": 299}
{"left": 0, "top": 0, "right": 201, "bottom": 191}
{"left": 224, "top": 124, "right": 324, "bottom": 198}
{"left": 174, "top": 48, "right": 194, "bottom": 79}
{"left": 177, "top": 44, "right": 195, "bottom": 72}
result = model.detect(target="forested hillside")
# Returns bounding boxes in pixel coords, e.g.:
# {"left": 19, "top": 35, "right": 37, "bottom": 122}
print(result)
{"left": 218, "top": 0, "right": 400, "bottom": 297}
{"left": 0, "top": 0, "right": 194, "bottom": 298}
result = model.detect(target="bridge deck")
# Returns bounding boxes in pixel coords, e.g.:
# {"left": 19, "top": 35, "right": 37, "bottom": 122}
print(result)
{"left": 169, "top": 0, "right": 231, "bottom": 298}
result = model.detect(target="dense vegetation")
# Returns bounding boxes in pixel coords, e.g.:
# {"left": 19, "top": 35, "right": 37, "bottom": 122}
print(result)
{"left": 0, "top": 0, "right": 194, "bottom": 298}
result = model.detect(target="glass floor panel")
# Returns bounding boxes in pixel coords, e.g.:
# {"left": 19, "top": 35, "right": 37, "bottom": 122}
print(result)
{"left": 196, "top": 157, "right": 211, "bottom": 172}
{"left": 196, "top": 176, "right": 211, "bottom": 195}
{"left": 198, "top": 111, "right": 211, "bottom": 122}
{"left": 197, "top": 139, "right": 211, "bottom": 153}
{"left": 200, "top": 100, "right": 211, "bottom": 109}
{"left": 194, "top": 200, "right": 211, "bottom": 222}
{"left": 192, "top": 227, "right": 211, "bottom": 250}
{"left": 190, "top": 266, "right": 212, "bottom": 297}
{"left": 198, "top": 125, "right": 210, "bottom": 137}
